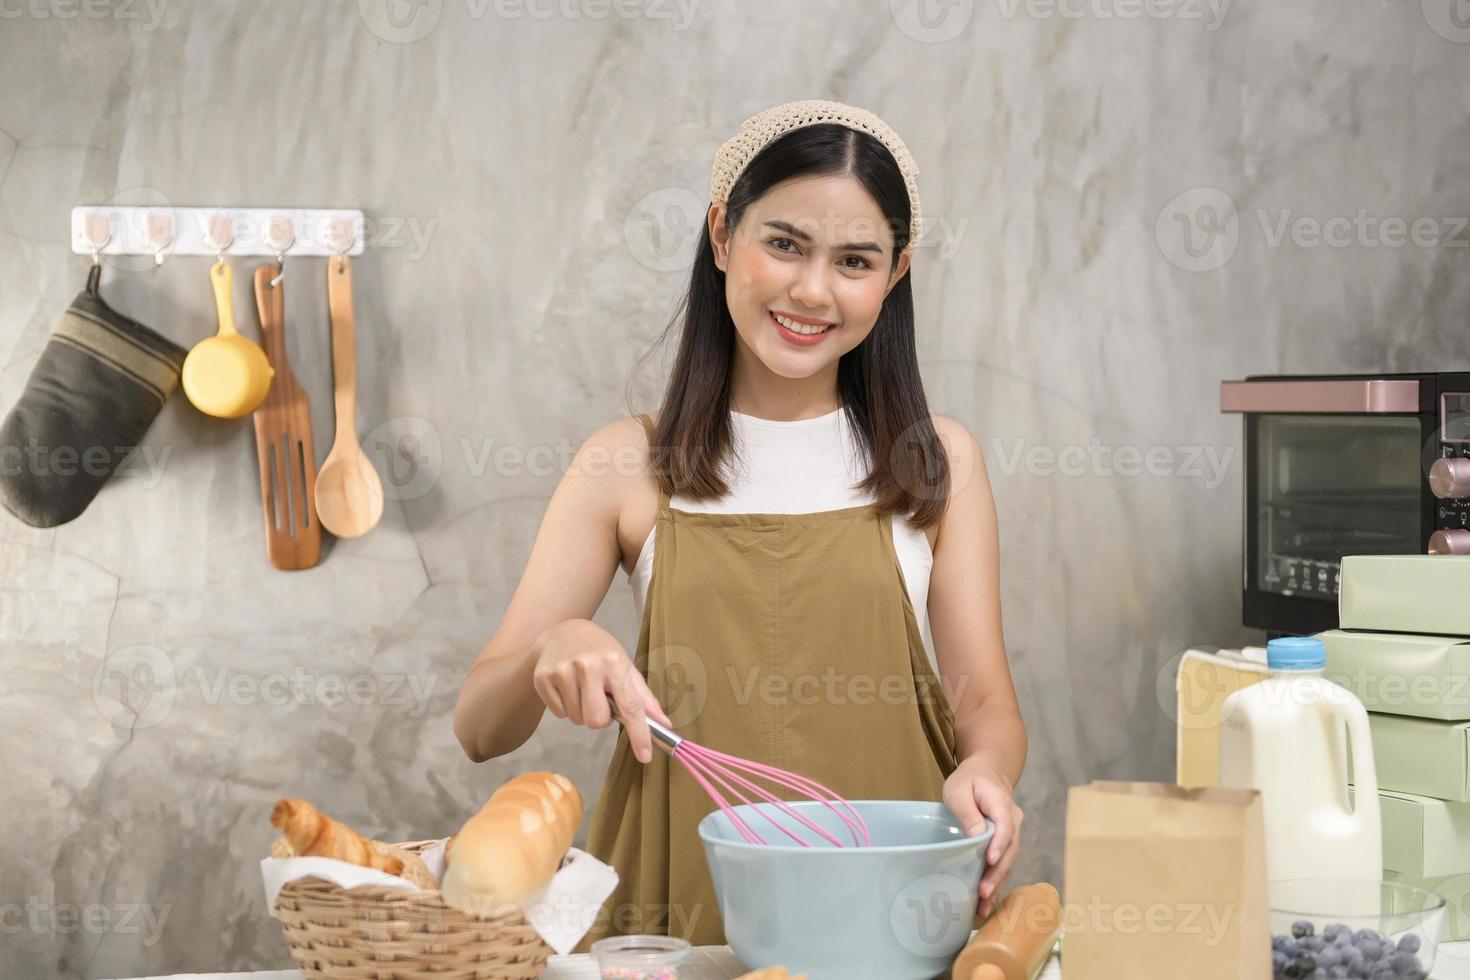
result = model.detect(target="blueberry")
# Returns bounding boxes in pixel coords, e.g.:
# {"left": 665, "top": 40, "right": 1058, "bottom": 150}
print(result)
{"left": 1274, "top": 949, "right": 1290, "bottom": 971}
{"left": 1360, "top": 940, "right": 1385, "bottom": 961}
{"left": 1317, "top": 946, "right": 1341, "bottom": 968}
{"left": 1355, "top": 928, "right": 1382, "bottom": 945}
{"left": 1294, "top": 920, "right": 1317, "bottom": 939}
{"left": 1389, "top": 950, "right": 1416, "bottom": 972}
{"left": 1396, "top": 934, "right": 1421, "bottom": 954}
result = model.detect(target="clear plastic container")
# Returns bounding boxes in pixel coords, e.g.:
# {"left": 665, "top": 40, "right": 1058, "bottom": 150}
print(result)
{"left": 589, "top": 934, "right": 692, "bottom": 980}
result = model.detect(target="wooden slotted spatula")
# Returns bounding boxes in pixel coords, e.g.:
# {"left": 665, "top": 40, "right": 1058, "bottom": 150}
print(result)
{"left": 250, "top": 263, "right": 322, "bottom": 570}
{"left": 314, "top": 254, "right": 384, "bottom": 538}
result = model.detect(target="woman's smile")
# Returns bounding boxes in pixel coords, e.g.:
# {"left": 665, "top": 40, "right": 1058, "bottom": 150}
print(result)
{"left": 769, "top": 309, "right": 838, "bottom": 346}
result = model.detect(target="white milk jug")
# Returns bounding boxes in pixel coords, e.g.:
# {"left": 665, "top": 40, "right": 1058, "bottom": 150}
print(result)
{"left": 1218, "top": 636, "right": 1382, "bottom": 882}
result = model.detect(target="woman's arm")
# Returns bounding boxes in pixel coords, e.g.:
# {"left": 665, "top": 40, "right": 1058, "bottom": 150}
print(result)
{"left": 928, "top": 415, "right": 1026, "bottom": 781}
{"left": 926, "top": 414, "right": 1027, "bottom": 917}
{"left": 451, "top": 417, "right": 644, "bottom": 763}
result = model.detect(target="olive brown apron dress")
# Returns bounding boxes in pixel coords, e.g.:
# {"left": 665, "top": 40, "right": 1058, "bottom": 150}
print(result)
{"left": 576, "top": 412, "right": 959, "bottom": 951}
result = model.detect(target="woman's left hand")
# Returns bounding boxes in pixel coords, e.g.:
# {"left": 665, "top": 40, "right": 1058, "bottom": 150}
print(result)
{"left": 943, "top": 758, "right": 1024, "bottom": 920}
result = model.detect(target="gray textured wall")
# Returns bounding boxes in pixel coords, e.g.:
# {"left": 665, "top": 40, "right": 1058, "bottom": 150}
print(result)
{"left": 2, "top": 1, "right": 1467, "bottom": 977}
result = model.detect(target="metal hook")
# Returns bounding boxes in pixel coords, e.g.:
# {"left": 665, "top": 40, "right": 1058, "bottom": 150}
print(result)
{"left": 146, "top": 211, "right": 172, "bottom": 269}
{"left": 324, "top": 216, "right": 355, "bottom": 274}
{"left": 204, "top": 214, "right": 235, "bottom": 266}
{"left": 85, "top": 212, "right": 111, "bottom": 266}
{"left": 263, "top": 216, "right": 293, "bottom": 287}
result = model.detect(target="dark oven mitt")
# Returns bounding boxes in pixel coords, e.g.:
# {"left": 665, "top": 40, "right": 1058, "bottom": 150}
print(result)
{"left": 0, "top": 264, "right": 187, "bottom": 527}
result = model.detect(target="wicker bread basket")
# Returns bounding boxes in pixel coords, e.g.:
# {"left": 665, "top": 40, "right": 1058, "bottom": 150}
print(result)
{"left": 269, "top": 836, "right": 556, "bottom": 979}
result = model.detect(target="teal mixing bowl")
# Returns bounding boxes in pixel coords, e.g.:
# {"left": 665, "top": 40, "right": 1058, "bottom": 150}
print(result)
{"left": 697, "top": 800, "right": 993, "bottom": 980}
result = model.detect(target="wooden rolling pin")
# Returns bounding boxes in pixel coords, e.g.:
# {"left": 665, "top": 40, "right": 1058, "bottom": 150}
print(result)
{"left": 950, "top": 882, "right": 1062, "bottom": 980}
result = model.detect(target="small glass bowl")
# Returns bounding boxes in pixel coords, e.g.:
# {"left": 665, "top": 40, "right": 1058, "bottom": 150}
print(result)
{"left": 1269, "top": 877, "right": 1445, "bottom": 978}
{"left": 590, "top": 934, "right": 692, "bottom": 979}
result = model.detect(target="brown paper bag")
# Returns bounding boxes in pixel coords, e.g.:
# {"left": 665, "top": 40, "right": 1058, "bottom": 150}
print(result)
{"left": 1062, "top": 781, "right": 1270, "bottom": 980}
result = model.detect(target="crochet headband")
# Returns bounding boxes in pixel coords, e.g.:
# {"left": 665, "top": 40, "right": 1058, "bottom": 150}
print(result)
{"left": 708, "top": 99, "right": 923, "bottom": 255}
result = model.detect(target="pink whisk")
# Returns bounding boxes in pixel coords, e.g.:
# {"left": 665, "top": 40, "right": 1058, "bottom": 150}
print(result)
{"left": 607, "top": 695, "right": 870, "bottom": 848}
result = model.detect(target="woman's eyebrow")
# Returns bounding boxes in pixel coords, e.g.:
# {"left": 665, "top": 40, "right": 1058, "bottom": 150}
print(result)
{"left": 762, "top": 219, "right": 884, "bottom": 253}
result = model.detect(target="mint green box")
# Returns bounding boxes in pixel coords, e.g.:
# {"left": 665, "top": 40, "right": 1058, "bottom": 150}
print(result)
{"left": 1351, "top": 786, "right": 1470, "bottom": 877}
{"left": 1367, "top": 713, "right": 1470, "bottom": 802}
{"left": 1320, "top": 629, "right": 1470, "bottom": 721}
{"left": 1340, "top": 555, "right": 1470, "bottom": 637}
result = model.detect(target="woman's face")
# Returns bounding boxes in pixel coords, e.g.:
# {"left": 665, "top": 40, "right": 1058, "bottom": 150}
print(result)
{"left": 710, "top": 175, "right": 911, "bottom": 381}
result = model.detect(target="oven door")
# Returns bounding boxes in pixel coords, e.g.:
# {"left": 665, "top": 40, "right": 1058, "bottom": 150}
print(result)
{"left": 1223, "top": 378, "right": 1436, "bottom": 635}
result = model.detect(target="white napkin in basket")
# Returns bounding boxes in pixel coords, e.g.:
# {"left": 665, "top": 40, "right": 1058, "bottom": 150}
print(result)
{"left": 260, "top": 841, "right": 617, "bottom": 956}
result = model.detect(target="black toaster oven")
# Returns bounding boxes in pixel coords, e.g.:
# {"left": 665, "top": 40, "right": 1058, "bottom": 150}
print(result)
{"left": 1220, "top": 372, "right": 1470, "bottom": 635}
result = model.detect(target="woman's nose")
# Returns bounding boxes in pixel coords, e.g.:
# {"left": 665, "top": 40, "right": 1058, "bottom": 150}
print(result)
{"left": 788, "top": 262, "right": 834, "bottom": 310}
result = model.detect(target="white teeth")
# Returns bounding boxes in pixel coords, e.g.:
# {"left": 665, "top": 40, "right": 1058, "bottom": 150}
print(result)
{"left": 773, "top": 312, "right": 832, "bottom": 335}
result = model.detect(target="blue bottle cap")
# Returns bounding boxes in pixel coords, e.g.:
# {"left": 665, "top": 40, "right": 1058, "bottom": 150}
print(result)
{"left": 1267, "top": 636, "right": 1326, "bottom": 670}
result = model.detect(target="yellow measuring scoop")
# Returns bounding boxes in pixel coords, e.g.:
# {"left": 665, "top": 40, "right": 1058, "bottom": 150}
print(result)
{"left": 182, "top": 261, "right": 274, "bottom": 419}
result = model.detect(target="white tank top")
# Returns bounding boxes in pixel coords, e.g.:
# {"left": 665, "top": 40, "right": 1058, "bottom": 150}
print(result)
{"left": 629, "top": 407, "right": 938, "bottom": 672}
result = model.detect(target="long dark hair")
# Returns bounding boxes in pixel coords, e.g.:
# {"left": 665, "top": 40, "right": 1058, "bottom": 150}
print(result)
{"left": 626, "top": 123, "right": 950, "bottom": 529}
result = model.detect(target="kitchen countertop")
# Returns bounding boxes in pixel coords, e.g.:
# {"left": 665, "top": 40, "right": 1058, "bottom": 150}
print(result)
{"left": 109, "top": 939, "right": 1470, "bottom": 978}
{"left": 107, "top": 941, "right": 1061, "bottom": 979}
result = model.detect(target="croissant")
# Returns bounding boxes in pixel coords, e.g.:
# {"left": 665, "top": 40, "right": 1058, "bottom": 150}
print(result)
{"left": 270, "top": 798, "right": 404, "bottom": 875}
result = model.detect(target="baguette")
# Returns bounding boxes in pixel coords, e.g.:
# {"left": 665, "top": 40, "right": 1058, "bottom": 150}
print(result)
{"left": 439, "top": 771, "right": 583, "bottom": 916}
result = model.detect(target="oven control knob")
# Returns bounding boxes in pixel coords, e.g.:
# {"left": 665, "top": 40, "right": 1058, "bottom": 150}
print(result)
{"left": 1430, "top": 458, "right": 1470, "bottom": 499}
{"left": 1429, "top": 530, "right": 1470, "bottom": 555}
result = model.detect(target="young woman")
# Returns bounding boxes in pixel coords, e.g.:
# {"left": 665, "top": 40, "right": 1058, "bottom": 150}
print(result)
{"left": 452, "top": 99, "right": 1026, "bottom": 951}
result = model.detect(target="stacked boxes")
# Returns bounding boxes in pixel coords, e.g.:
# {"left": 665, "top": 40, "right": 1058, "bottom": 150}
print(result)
{"left": 1323, "top": 554, "right": 1470, "bottom": 939}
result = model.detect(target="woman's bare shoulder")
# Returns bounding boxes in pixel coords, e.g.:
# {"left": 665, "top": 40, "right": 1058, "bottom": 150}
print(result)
{"left": 929, "top": 413, "right": 983, "bottom": 476}
{"left": 577, "top": 412, "right": 660, "bottom": 575}
{"left": 578, "top": 411, "right": 658, "bottom": 465}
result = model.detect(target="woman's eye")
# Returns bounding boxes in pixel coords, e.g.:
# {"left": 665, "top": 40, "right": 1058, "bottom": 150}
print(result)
{"left": 767, "top": 238, "right": 871, "bottom": 270}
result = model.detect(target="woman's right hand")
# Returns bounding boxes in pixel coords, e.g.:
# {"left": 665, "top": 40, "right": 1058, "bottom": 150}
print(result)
{"left": 531, "top": 619, "right": 672, "bottom": 764}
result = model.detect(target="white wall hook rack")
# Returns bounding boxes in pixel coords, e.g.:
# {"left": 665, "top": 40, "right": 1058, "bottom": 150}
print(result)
{"left": 71, "top": 207, "right": 366, "bottom": 258}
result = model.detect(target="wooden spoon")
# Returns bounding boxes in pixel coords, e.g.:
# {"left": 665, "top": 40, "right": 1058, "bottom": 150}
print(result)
{"left": 314, "top": 255, "right": 383, "bottom": 538}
